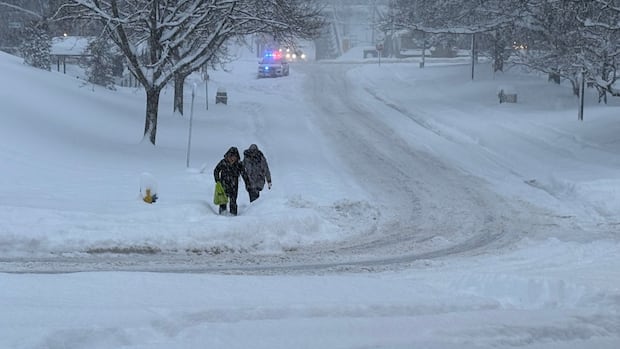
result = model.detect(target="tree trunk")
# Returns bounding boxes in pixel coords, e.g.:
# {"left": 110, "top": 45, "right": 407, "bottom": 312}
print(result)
{"left": 570, "top": 78, "right": 580, "bottom": 97}
{"left": 548, "top": 71, "right": 561, "bottom": 84}
{"left": 173, "top": 73, "right": 186, "bottom": 116}
{"left": 492, "top": 30, "right": 504, "bottom": 73}
{"left": 596, "top": 86, "right": 608, "bottom": 104}
{"left": 493, "top": 55, "right": 504, "bottom": 73}
{"left": 144, "top": 88, "right": 162, "bottom": 145}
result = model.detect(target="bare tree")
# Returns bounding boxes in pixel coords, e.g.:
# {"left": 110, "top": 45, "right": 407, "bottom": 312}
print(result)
{"left": 574, "top": 0, "right": 620, "bottom": 102}
{"left": 61, "top": 0, "right": 325, "bottom": 145}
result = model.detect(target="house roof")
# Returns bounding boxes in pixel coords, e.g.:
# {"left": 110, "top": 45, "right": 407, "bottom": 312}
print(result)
{"left": 50, "top": 36, "right": 94, "bottom": 56}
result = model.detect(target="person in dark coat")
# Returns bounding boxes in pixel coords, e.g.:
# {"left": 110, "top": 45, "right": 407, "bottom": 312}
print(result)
{"left": 242, "top": 144, "right": 272, "bottom": 202}
{"left": 214, "top": 147, "right": 248, "bottom": 215}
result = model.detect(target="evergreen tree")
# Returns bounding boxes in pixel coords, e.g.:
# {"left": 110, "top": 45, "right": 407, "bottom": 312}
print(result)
{"left": 21, "top": 21, "right": 51, "bottom": 70}
{"left": 84, "top": 37, "right": 116, "bottom": 90}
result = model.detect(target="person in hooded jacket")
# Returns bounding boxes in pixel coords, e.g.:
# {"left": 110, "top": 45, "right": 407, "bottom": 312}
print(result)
{"left": 242, "top": 144, "right": 272, "bottom": 202}
{"left": 214, "top": 147, "right": 248, "bottom": 215}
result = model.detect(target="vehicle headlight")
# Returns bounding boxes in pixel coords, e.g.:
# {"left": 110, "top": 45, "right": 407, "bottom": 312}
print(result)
{"left": 301, "top": 53, "right": 307, "bottom": 60}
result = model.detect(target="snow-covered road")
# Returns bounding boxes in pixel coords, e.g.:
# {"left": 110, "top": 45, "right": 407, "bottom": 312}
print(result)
{"left": 302, "top": 63, "right": 526, "bottom": 257}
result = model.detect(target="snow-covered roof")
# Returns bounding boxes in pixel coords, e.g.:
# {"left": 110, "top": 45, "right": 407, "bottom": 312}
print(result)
{"left": 50, "top": 36, "right": 94, "bottom": 56}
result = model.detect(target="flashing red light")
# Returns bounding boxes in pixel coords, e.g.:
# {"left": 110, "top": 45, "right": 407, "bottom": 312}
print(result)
{"left": 264, "top": 51, "right": 282, "bottom": 60}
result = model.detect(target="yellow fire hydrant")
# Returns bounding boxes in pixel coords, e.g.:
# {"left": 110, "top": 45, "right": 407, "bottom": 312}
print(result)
{"left": 142, "top": 188, "right": 158, "bottom": 204}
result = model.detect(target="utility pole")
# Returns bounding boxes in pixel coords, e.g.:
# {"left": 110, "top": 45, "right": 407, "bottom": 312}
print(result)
{"left": 578, "top": 68, "right": 585, "bottom": 121}
{"left": 390, "top": 0, "right": 395, "bottom": 58}
{"left": 331, "top": 1, "right": 342, "bottom": 57}
{"left": 471, "top": 33, "right": 476, "bottom": 80}
{"left": 370, "top": 0, "right": 376, "bottom": 44}
{"left": 186, "top": 84, "right": 196, "bottom": 168}
{"left": 203, "top": 64, "right": 209, "bottom": 110}
{"left": 420, "top": 32, "right": 426, "bottom": 68}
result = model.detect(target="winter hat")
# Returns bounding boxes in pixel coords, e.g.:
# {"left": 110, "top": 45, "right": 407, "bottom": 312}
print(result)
{"left": 225, "top": 146, "right": 240, "bottom": 159}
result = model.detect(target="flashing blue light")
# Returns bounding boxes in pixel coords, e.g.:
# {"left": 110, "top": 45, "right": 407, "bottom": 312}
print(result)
{"left": 263, "top": 51, "right": 282, "bottom": 60}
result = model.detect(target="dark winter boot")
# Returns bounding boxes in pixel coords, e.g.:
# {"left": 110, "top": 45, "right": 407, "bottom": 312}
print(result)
{"left": 248, "top": 189, "right": 260, "bottom": 202}
{"left": 219, "top": 205, "right": 227, "bottom": 215}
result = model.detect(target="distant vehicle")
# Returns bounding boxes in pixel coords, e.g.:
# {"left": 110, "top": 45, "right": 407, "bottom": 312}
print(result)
{"left": 281, "top": 47, "right": 307, "bottom": 61}
{"left": 257, "top": 50, "right": 290, "bottom": 78}
{"left": 512, "top": 41, "right": 528, "bottom": 51}
{"left": 363, "top": 46, "right": 379, "bottom": 58}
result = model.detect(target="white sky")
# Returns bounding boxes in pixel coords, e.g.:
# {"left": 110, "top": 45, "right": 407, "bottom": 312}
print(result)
{"left": 1, "top": 44, "right": 619, "bottom": 348}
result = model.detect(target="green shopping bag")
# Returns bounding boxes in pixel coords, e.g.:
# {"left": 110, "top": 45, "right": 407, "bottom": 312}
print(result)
{"left": 213, "top": 181, "right": 228, "bottom": 205}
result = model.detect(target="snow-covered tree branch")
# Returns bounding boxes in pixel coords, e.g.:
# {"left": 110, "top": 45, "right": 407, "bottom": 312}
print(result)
{"left": 379, "top": 0, "right": 620, "bottom": 105}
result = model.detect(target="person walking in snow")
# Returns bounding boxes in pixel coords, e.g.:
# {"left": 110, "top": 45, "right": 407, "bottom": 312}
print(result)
{"left": 242, "top": 144, "right": 272, "bottom": 202}
{"left": 214, "top": 146, "right": 248, "bottom": 215}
